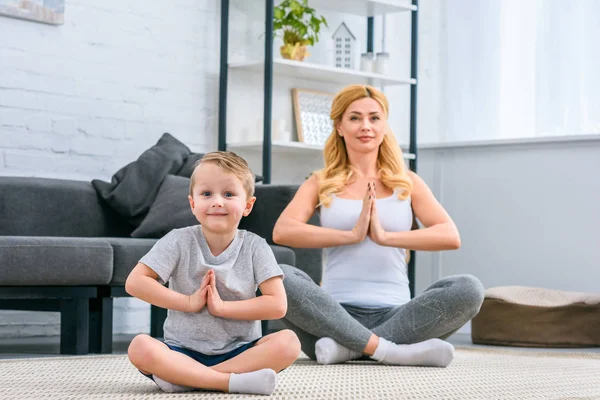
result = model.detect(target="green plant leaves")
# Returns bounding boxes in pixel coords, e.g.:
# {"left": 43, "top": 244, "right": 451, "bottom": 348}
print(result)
{"left": 272, "top": 0, "right": 328, "bottom": 46}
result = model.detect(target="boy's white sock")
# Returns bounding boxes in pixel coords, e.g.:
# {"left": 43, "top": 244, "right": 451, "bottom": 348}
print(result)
{"left": 371, "top": 337, "right": 454, "bottom": 367}
{"left": 315, "top": 337, "right": 362, "bottom": 364}
{"left": 152, "top": 375, "right": 193, "bottom": 393}
{"left": 229, "top": 369, "right": 277, "bottom": 395}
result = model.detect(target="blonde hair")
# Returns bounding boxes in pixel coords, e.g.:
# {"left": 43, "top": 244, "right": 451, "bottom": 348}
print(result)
{"left": 189, "top": 151, "right": 255, "bottom": 198}
{"left": 316, "top": 84, "right": 413, "bottom": 207}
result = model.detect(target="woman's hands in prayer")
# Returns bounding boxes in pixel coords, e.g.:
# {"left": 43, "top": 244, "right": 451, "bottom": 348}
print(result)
{"left": 350, "top": 182, "right": 388, "bottom": 245}
{"left": 368, "top": 187, "right": 388, "bottom": 245}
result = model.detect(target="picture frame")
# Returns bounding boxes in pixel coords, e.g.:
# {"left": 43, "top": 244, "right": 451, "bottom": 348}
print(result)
{"left": 292, "top": 88, "right": 335, "bottom": 146}
{"left": 0, "top": 0, "right": 65, "bottom": 25}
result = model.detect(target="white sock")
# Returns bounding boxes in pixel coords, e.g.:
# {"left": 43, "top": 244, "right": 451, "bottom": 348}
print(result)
{"left": 315, "top": 337, "right": 362, "bottom": 364}
{"left": 152, "top": 375, "right": 193, "bottom": 393}
{"left": 228, "top": 369, "right": 277, "bottom": 396}
{"left": 371, "top": 338, "right": 454, "bottom": 367}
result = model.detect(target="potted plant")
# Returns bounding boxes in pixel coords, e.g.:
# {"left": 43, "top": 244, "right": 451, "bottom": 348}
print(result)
{"left": 273, "top": 0, "right": 328, "bottom": 61}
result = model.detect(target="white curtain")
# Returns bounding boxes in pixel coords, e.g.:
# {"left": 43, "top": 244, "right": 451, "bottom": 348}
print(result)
{"left": 441, "top": 0, "right": 600, "bottom": 142}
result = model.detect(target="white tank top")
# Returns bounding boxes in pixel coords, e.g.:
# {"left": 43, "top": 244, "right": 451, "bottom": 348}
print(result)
{"left": 320, "top": 191, "right": 413, "bottom": 308}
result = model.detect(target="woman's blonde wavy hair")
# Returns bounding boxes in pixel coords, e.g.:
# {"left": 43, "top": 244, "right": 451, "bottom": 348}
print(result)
{"left": 315, "top": 84, "right": 413, "bottom": 207}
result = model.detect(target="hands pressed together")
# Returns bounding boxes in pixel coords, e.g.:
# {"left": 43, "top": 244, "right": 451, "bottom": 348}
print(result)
{"left": 187, "top": 269, "right": 226, "bottom": 315}
{"left": 351, "top": 182, "right": 388, "bottom": 246}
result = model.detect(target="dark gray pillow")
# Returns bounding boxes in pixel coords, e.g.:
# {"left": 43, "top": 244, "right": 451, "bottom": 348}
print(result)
{"left": 92, "top": 133, "right": 191, "bottom": 225}
{"left": 130, "top": 175, "right": 198, "bottom": 238}
{"left": 176, "top": 152, "right": 204, "bottom": 178}
{"left": 177, "top": 152, "right": 264, "bottom": 183}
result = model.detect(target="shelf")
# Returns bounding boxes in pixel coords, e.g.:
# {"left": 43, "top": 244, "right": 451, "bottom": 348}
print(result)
{"left": 228, "top": 141, "right": 416, "bottom": 160}
{"left": 228, "top": 141, "right": 324, "bottom": 156}
{"left": 307, "top": 0, "right": 417, "bottom": 16}
{"left": 229, "top": 59, "right": 416, "bottom": 87}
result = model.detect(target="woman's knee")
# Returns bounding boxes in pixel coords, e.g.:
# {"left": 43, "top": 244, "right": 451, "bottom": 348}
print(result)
{"left": 279, "top": 264, "right": 314, "bottom": 290}
{"left": 452, "top": 274, "right": 485, "bottom": 318}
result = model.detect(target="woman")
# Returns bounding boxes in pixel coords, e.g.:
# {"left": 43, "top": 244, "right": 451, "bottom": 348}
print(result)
{"left": 272, "top": 84, "right": 484, "bottom": 367}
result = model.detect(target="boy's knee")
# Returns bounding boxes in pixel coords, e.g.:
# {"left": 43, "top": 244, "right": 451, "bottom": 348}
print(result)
{"left": 273, "top": 329, "right": 302, "bottom": 360}
{"left": 128, "top": 334, "right": 155, "bottom": 368}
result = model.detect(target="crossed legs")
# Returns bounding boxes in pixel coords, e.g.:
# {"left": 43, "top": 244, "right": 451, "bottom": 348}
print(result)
{"left": 279, "top": 264, "right": 484, "bottom": 366}
{"left": 127, "top": 329, "right": 301, "bottom": 394}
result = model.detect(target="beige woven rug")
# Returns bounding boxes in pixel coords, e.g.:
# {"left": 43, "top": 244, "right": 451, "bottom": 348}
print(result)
{"left": 2, "top": 348, "right": 600, "bottom": 400}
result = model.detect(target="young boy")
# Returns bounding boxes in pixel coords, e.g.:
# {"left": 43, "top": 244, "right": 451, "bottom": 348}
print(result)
{"left": 125, "top": 151, "right": 301, "bottom": 395}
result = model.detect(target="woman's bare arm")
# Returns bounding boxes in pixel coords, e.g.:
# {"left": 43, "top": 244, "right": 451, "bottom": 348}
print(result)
{"left": 377, "top": 171, "right": 461, "bottom": 251}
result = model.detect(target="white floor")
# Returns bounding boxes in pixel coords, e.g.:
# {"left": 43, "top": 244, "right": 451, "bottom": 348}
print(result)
{"left": 0, "top": 332, "right": 598, "bottom": 360}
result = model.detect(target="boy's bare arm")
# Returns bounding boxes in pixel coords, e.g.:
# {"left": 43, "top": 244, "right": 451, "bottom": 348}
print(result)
{"left": 207, "top": 275, "right": 287, "bottom": 320}
{"left": 125, "top": 262, "right": 208, "bottom": 313}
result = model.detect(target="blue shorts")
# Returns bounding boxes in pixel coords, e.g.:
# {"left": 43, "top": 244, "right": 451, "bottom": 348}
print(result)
{"left": 141, "top": 338, "right": 260, "bottom": 380}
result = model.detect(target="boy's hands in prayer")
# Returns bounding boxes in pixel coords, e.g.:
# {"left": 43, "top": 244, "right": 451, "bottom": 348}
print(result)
{"left": 207, "top": 270, "right": 226, "bottom": 317}
{"left": 187, "top": 271, "right": 211, "bottom": 312}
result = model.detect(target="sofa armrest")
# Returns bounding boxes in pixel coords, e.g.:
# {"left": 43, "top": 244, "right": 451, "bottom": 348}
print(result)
{"left": 239, "top": 184, "right": 322, "bottom": 284}
{"left": 270, "top": 244, "right": 295, "bottom": 267}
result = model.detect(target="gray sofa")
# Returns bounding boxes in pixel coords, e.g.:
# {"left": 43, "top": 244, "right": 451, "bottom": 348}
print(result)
{"left": 0, "top": 176, "right": 321, "bottom": 355}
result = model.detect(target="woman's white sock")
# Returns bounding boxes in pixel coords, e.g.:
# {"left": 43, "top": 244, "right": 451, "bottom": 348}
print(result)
{"left": 371, "top": 337, "right": 454, "bottom": 367}
{"left": 315, "top": 337, "right": 362, "bottom": 364}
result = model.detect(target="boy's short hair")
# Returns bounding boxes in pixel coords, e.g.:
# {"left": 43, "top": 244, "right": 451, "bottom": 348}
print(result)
{"left": 189, "top": 151, "right": 255, "bottom": 199}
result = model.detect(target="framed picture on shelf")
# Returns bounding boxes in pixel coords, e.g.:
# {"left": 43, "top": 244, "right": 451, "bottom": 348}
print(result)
{"left": 292, "top": 88, "right": 335, "bottom": 146}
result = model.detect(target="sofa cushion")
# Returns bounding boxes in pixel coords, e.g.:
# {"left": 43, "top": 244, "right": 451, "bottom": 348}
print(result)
{"left": 176, "top": 152, "right": 204, "bottom": 178}
{"left": 0, "top": 237, "right": 113, "bottom": 285}
{"left": 104, "top": 238, "right": 158, "bottom": 285}
{"left": 131, "top": 175, "right": 197, "bottom": 238}
{"left": 92, "top": 133, "right": 191, "bottom": 225}
{"left": 0, "top": 177, "right": 132, "bottom": 238}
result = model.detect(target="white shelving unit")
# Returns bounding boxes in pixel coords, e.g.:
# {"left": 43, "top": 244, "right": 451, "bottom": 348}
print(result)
{"left": 222, "top": 0, "right": 419, "bottom": 183}
{"left": 308, "top": 0, "right": 416, "bottom": 17}
{"left": 228, "top": 141, "right": 416, "bottom": 160}
{"left": 229, "top": 59, "right": 416, "bottom": 86}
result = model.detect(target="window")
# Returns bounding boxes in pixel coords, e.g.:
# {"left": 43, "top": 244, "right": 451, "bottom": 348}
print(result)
{"left": 433, "top": 0, "right": 600, "bottom": 143}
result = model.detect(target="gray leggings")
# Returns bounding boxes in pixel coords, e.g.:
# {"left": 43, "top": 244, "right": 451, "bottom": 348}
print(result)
{"left": 279, "top": 264, "right": 485, "bottom": 360}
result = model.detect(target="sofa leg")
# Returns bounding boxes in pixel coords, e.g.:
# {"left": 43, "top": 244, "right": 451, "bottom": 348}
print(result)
{"left": 89, "top": 297, "right": 113, "bottom": 354}
{"left": 150, "top": 305, "right": 166, "bottom": 338}
{"left": 60, "top": 299, "right": 89, "bottom": 355}
{"left": 261, "top": 320, "right": 269, "bottom": 335}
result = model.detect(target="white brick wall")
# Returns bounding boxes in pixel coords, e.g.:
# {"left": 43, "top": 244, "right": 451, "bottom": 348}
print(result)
{"left": 0, "top": 0, "right": 223, "bottom": 337}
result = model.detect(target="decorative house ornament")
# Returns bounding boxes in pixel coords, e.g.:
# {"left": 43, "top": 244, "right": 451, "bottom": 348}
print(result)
{"left": 332, "top": 22, "right": 357, "bottom": 69}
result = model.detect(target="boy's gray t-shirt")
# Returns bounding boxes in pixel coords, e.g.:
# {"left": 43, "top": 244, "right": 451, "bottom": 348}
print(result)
{"left": 139, "top": 225, "right": 284, "bottom": 355}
